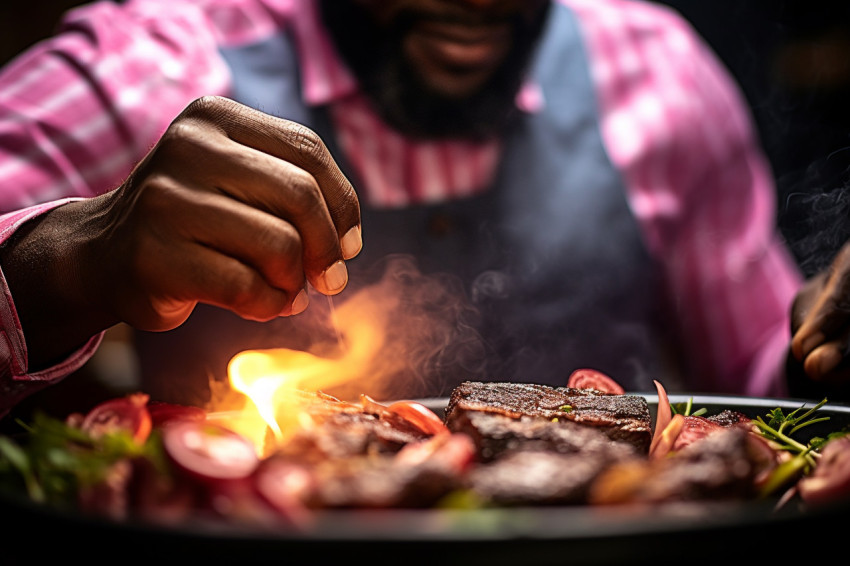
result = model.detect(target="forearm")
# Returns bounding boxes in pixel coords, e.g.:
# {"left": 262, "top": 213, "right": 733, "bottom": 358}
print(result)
{"left": 0, "top": 199, "right": 112, "bottom": 418}
{"left": 0, "top": 199, "right": 117, "bottom": 371}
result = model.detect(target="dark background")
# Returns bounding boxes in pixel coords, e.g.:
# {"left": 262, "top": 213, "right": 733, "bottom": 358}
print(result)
{"left": 1, "top": 0, "right": 849, "bottom": 271}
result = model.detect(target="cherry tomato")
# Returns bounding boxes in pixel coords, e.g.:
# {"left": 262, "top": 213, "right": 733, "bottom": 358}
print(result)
{"left": 162, "top": 421, "right": 259, "bottom": 483}
{"left": 567, "top": 368, "right": 625, "bottom": 395}
{"left": 81, "top": 393, "right": 152, "bottom": 444}
{"left": 147, "top": 401, "right": 207, "bottom": 428}
{"left": 387, "top": 400, "right": 449, "bottom": 436}
{"left": 254, "top": 458, "right": 315, "bottom": 528}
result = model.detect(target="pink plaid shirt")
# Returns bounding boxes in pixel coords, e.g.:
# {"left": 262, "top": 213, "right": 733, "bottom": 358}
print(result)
{"left": 0, "top": 0, "right": 803, "bottom": 415}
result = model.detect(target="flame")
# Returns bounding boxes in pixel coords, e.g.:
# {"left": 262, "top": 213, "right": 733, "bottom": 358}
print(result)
{"left": 206, "top": 257, "right": 473, "bottom": 456}
{"left": 218, "top": 289, "right": 398, "bottom": 455}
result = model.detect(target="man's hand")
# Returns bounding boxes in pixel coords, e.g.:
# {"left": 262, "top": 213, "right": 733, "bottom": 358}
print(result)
{"left": 0, "top": 96, "right": 361, "bottom": 369}
{"left": 788, "top": 241, "right": 850, "bottom": 398}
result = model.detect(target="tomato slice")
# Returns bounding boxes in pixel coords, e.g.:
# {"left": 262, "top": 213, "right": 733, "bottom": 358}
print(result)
{"left": 670, "top": 415, "right": 723, "bottom": 452}
{"left": 386, "top": 400, "right": 449, "bottom": 436}
{"left": 81, "top": 393, "right": 152, "bottom": 444}
{"left": 254, "top": 458, "right": 315, "bottom": 528}
{"left": 567, "top": 368, "right": 625, "bottom": 394}
{"left": 147, "top": 401, "right": 207, "bottom": 428}
{"left": 162, "top": 421, "right": 259, "bottom": 483}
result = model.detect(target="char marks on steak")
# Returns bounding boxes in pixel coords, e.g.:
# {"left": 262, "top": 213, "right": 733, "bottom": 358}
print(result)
{"left": 454, "top": 412, "right": 639, "bottom": 505}
{"left": 305, "top": 433, "right": 475, "bottom": 509}
{"left": 445, "top": 381, "right": 652, "bottom": 453}
{"left": 448, "top": 410, "right": 637, "bottom": 463}
{"left": 273, "top": 393, "right": 435, "bottom": 464}
{"left": 589, "top": 427, "right": 769, "bottom": 505}
{"left": 465, "top": 450, "right": 625, "bottom": 506}
{"left": 707, "top": 409, "right": 751, "bottom": 427}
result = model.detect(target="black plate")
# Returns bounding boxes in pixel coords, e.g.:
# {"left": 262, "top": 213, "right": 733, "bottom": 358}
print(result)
{"left": 5, "top": 394, "right": 850, "bottom": 565}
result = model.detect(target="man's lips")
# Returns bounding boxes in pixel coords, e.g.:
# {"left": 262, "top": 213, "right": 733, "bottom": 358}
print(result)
{"left": 409, "top": 19, "right": 511, "bottom": 70}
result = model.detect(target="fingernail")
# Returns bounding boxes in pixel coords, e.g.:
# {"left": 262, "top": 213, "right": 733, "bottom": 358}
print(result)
{"left": 341, "top": 226, "right": 362, "bottom": 259}
{"left": 291, "top": 288, "right": 309, "bottom": 315}
{"left": 321, "top": 260, "right": 348, "bottom": 294}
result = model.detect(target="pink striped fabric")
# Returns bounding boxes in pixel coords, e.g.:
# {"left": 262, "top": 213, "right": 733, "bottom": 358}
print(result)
{"left": 568, "top": 0, "right": 802, "bottom": 394}
{"left": 0, "top": 199, "right": 103, "bottom": 418}
{"left": 0, "top": 0, "right": 804, "bottom": 415}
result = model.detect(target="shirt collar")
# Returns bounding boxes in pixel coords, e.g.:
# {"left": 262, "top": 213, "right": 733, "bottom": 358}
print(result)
{"left": 290, "top": 0, "right": 544, "bottom": 113}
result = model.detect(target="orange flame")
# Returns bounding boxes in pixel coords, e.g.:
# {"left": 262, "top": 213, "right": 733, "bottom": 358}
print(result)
{"left": 218, "top": 285, "right": 400, "bottom": 454}
{"left": 209, "top": 257, "right": 475, "bottom": 456}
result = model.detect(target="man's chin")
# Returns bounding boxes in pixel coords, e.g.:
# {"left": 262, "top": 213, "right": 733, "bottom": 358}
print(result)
{"left": 368, "top": 75, "right": 518, "bottom": 141}
{"left": 417, "top": 69, "right": 495, "bottom": 101}
{"left": 318, "top": 0, "right": 549, "bottom": 141}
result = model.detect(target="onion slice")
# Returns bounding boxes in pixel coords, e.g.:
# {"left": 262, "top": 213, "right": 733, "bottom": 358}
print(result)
{"left": 649, "top": 379, "right": 672, "bottom": 454}
{"left": 387, "top": 401, "right": 449, "bottom": 436}
{"left": 649, "top": 414, "right": 684, "bottom": 459}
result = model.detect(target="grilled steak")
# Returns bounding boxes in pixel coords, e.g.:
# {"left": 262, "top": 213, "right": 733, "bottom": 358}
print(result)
{"left": 272, "top": 393, "right": 434, "bottom": 464}
{"left": 306, "top": 433, "right": 475, "bottom": 509}
{"left": 445, "top": 381, "right": 652, "bottom": 453}
{"left": 454, "top": 412, "right": 639, "bottom": 505}
{"left": 447, "top": 410, "right": 638, "bottom": 463}
{"left": 464, "top": 449, "right": 628, "bottom": 506}
{"left": 588, "top": 427, "right": 770, "bottom": 505}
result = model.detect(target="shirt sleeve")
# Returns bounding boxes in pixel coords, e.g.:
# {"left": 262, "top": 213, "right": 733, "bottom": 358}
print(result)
{"left": 0, "top": 199, "right": 104, "bottom": 418}
{"left": 0, "top": 0, "right": 243, "bottom": 415}
{"left": 570, "top": 0, "right": 804, "bottom": 396}
{"left": 0, "top": 0, "right": 233, "bottom": 212}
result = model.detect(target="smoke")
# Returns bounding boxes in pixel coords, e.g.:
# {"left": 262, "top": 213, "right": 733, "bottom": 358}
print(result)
{"left": 781, "top": 158, "right": 850, "bottom": 277}
{"left": 311, "top": 254, "right": 488, "bottom": 400}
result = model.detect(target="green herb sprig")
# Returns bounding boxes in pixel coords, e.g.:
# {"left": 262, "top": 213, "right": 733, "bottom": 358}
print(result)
{"left": 670, "top": 398, "right": 706, "bottom": 417}
{"left": 751, "top": 398, "right": 832, "bottom": 497}
{"left": 0, "top": 412, "right": 164, "bottom": 507}
{"left": 753, "top": 398, "right": 830, "bottom": 455}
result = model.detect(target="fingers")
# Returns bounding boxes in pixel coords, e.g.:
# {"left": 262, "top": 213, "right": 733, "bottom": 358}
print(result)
{"left": 194, "top": 136, "right": 352, "bottom": 295}
{"left": 156, "top": 187, "right": 308, "bottom": 294}
{"left": 126, "top": 233, "right": 308, "bottom": 332}
{"left": 166, "top": 243, "right": 308, "bottom": 322}
{"left": 791, "top": 247, "right": 850, "bottom": 362}
{"left": 803, "top": 341, "right": 844, "bottom": 380}
{"left": 790, "top": 243, "right": 850, "bottom": 385}
{"left": 181, "top": 97, "right": 362, "bottom": 278}
{"left": 103, "top": 96, "right": 364, "bottom": 330}
{"left": 151, "top": 131, "right": 338, "bottom": 293}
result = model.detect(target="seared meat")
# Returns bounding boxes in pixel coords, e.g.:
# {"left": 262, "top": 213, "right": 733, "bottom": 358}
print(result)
{"left": 588, "top": 427, "right": 768, "bottom": 505}
{"left": 445, "top": 381, "right": 652, "bottom": 453}
{"left": 447, "top": 410, "right": 638, "bottom": 463}
{"left": 448, "top": 408, "right": 640, "bottom": 506}
{"left": 272, "top": 393, "right": 434, "bottom": 464}
{"left": 303, "top": 434, "right": 475, "bottom": 509}
{"left": 707, "top": 409, "right": 752, "bottom": 427}
{"left": 464, "top": 449, "right": 628, "bottom": 506}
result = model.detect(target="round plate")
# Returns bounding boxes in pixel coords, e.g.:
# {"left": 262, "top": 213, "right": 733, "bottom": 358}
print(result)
{"left": 4, "top": 394, "right": 849, "bottom": 565}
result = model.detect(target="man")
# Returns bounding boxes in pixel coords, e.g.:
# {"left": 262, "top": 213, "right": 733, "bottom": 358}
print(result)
{"left": 0, "top": 0, "right": 843, "bottom": 416}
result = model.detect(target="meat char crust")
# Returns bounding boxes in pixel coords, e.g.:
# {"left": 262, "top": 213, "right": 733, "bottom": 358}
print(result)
{"left": 449, "top": 410, "right": 638, "bottom": 463}
{"left": 445, "top": 381, "right": 652, "bottom": 453}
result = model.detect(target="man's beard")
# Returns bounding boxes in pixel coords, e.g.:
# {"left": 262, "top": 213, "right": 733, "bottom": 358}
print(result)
{"left": 318, "top": 1, "right": 550, "bottom": 141}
